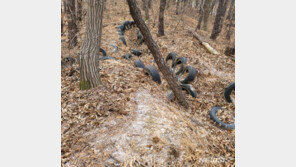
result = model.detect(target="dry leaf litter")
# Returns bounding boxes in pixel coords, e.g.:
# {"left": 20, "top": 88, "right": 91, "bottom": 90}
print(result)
{"left": 62, "top": 0, "right": 235, "bottom": 166}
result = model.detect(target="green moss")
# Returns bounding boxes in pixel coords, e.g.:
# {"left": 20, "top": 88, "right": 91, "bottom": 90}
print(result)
{"left": 80, "top": 80, "right": 91, "bottom": 90}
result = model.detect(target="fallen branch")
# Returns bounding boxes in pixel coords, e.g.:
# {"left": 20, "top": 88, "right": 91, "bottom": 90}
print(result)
{"left": 188, "top": 29, "right": 219, "bottom": 55}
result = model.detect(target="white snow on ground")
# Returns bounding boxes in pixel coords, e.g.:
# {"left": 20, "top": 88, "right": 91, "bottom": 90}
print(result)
{"left": 83, "top": 90, "right": 207, "bottom": 166}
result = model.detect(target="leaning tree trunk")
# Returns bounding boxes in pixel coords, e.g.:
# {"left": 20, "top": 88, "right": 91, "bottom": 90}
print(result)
{"left": 210, "top": 0, "right": 229, "bottom": 40}
{"left": 158, "top": 0, "right": 167, "bottom": 36}
{"left": 126, "top": 0, "right": 189, "bottom": 108}
{"left": 64, "top": 0, "right": 78, "bottom": 49}
{"left": 202, "top": 0, "right": 212, "bottom": 31}
{"left": 189, "top": 29, "right": 219, "bottom": 55}
{"left": 79, "top": 0, "right": 104, "bottom": 90}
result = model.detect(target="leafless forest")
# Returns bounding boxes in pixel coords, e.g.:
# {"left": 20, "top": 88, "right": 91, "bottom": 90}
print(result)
{"left": 61, "top": 0, "right": 235, "bottom": 166}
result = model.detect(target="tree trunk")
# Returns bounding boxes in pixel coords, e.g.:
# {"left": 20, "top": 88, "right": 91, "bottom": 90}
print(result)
{"left": 126, "top": 0, "right": 189, "bottom": 108}
{"left": 226, "top": 22, "right": 234, "bottom": 39}
{"left": 166, "top": 0, "right": 170, "bottom": 9}
{"left": 196, "top": 0, "right": 201, "bottom": 10}
{"left": 103, "top": 0, "right": 107, "bottom": 10}
{"left": 202, "top": 0, "right": 212, "bottom": 31}
{"left": 226, "top": 17, "right": 234, "bottom": 39}
{"left": 148, "top": 0, "right": 152, "bottom": 8}
{"left": 210, "top": 0, "right": 228, "bottom": 40}
{"left": 64, "top": 0, "right": 78, "bottom": 49}
{"left": 195, "top": 0, "right": 204, "bottom": 30}
{"left": 189, "top": 29, "right": 219, "bottom": 55}
{"left": 144, "top": 0, "right": 149, "bottom": 20}
{"left": 142, "top": 0, "right": 145, "bottom": 10}
{"left": 176, "top": 0, "right": 180, "bottom": 14}
{"left": 79, "top": 0, "right": 104, "bottom": 90}
{"left": 76, "top": 0, "right": 82, "bottom": 22}
{"left": 226, "top": 0, "right": 234, "bottom": 20}
{"left": 158, "top": 0, "right": 167, "bottom": 36}
{"left": 226, "top": 0, "right": 234, "bottom": 39}
{"left": 209, "top": 0, "right": 217, "bottom": 15}
{"left": 62, "top": 1, "right": 65, "bottom": 35}
{"left": 192, "top": 0, "right": 196, "bottom": 8}
{"left": 61, "top": 3, "right": 64, "bottom": 34}
{"left": 178, "top": 0, "right": 189, "bottom": 30}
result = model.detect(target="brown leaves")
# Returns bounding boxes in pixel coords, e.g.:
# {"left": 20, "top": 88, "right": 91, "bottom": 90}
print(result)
{"left": 61, "top": 0, "right": 235, "bottom": 166}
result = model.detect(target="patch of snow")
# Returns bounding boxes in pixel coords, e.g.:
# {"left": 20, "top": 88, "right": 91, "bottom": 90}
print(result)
{"left": 85, "top": 90, "right": 206, "bottom": 165}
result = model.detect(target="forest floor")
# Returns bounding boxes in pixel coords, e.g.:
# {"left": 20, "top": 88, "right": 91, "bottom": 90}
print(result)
{"left": 61, "top": 0, "right": 235, "bottom": 166}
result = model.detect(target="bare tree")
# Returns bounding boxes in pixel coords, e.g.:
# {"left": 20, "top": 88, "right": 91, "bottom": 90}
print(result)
{"left": 174, "top": 0, "right": 190, "bottom": 30}
{"left": 76, "top": 0, "right": 82, "bottom": 22}
{"left": 195, "top": 0, "right": 204, "bottom": 30}
{"left": 226, "top": 20, "right": 234, "bottom": 40}
{"left": 210, "top": 0, "right": 229, "bottom": 40}
{"left": 158, "top": 0, "right": 167, "bottom": 36}
{"left": 144, "top": 0, "right": 149, "bottom": 20}
{"left": 209, "top": 0, "right": 217, "bottom": 15}
{"left": 196, "top": 0, "right": 201, "bottom": 10}
{"left": 148, "top": 0, "right": 152, "bottom": 8}
{"left": 202, "top": 0, "right": 213, "bottom": 31}
{"left": 61, "top": 3, "right": 64, "bottom": 34}
{"left": 226, "top": 0, "right": 234, "bottom": 21}
{"left": 64, "top": 0, "right": 78, "bottom": 49}
{"left": 126, "top": 0, "right": 189, "bottom": 108}
{"left": 166, "top": 0, "right": 170, "bottom": 9}
{"left": 226, "top": 0, "right": 234, "bottom": 39}
{"left": 79, "top": 0, "right": 104, "bottom": 90}
{"left": 192, "top": 0, "right": 196, "bottom": 8}
{"left": 176, "top": 0, "right": 180, "bottom": 14}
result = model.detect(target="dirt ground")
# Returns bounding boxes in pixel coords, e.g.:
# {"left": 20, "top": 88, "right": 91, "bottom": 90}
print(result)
{"left": 61, "top": 0, "right": 235, "bottom": 166}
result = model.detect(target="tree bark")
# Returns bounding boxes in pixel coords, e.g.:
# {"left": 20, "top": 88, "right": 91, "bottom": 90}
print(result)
{"left": 195, "top": 0, "right": 204, "bottom": 30}
{"left": 126, "top": 0, "right": 189, "bottom": 108}
{"left": 144, "top": 0, "right": 149, "bottom": 20}
{"left": 79, "top": 0, "right": 104, "bottom": 90}
{"left": 76, "top": 0, "right": 82, "bottom": 22}
{"left": 209, "top": 0, "right": 217, "bottom": 15}
{"left": 166, "top": 0, "right": 170, "bottom": 9}
{"left": 62, "top": 1, "right": 65, "bottom": 35}
{"left": 210, "top": 0, "right": 229, "bottom": 40}
{"left": 226, "top": 0, "right": 234, "bottom": 21}
{"left": 202, "top": 0, "right": 212, "bottom": 31}
{"left": 226, "top": 19, "right": 234, "bottom": 39}
{"left": 158, "top": 0, "right": 167, "bottom": 36}
{"left": 61, "top": 4, "right": 64, "bottom": 34}
{"left": 196, "top": 0, "right": 201, "bottom": 10}
{"left": 189, "top": 29, "right": 219, "bottom": 55}
{"left": 192, "top": 0, "right": 196, "bottom": 8}
{"left": 148, "top": 0, "right": 152, "bottom": 8}
{"left": 176, "top": 0, "right": 180, "bottom": 14}
{"left": 64, "top": 0, "right": 78, "bottom": 49}
{"left": 226, "top": 0, "right": 234, "bottom": 39}
{"left": 142, "top": 0, "right": 145, "bottom": 10}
